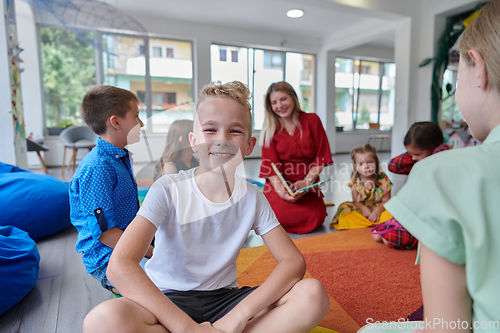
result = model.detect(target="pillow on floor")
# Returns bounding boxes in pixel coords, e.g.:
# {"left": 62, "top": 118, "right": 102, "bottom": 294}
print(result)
{"left": 0, "top": 162, "right": 70, "bottom": 240}
{"left": 0, "top": 225, "right": 40, "bottom": 315}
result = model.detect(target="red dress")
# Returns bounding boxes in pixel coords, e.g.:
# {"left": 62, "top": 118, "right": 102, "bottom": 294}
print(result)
{"left": 260, "top": 112, "right": 333, "bottom": 234}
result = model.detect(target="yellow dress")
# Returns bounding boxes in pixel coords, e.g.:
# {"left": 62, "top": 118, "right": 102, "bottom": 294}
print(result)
{"left": 330, "top": 172, "right": 393, "bottom": 230}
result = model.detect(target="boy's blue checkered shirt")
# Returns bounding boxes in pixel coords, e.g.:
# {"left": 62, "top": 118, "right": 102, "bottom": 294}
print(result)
{"left": 69, "top": 137, "right": 139, "bottom": 274}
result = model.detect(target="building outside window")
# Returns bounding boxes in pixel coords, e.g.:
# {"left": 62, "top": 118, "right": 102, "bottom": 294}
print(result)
{"left": 40, "top": 26, "right": 194, "bottom": 134}
{"left": 335, "top": 57, "right": 396, "bottom": 131}
{"left": 211, "top": 44, "right": 315, "bottom": 131}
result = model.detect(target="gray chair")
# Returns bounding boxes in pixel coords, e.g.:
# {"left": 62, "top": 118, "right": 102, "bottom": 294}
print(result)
{"left": 59, "top": 125, "right": 98, "bottom": 174}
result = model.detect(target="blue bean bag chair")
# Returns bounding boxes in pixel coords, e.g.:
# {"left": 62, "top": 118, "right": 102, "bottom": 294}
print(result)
{"left": 0, "top": 225, "right": 40, "bottom": 315}
{"left": 0, "top": 162, "right": 71, "bottom": 240}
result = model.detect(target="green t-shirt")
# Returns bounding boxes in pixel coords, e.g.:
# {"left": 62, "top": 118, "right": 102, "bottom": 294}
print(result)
{"left": 385, "top": 125, "right": 500, "bottom": 331}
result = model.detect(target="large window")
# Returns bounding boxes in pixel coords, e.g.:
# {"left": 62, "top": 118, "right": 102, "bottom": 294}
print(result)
{"left": 335, "top": 57, "right": 395, "bottom": 131}
{"left": 210, "top": 44, "right": 315, "bottom": 130}
{"left": 40, "top": 26, "right": 194, "bottom": 134}
{"left": 103, "top": 35, "right": 194, "bottom": 132}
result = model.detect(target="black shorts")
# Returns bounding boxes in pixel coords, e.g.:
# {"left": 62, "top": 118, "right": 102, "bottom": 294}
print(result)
{"left": 164, "top": 286, "right": 258, "bottom": 324}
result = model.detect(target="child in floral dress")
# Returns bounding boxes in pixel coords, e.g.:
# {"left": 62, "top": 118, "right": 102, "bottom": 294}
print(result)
{"left": 330, "top": 144, "right": 392, "bottom": 230}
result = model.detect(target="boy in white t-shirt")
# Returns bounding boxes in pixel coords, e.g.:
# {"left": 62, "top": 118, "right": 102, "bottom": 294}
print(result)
{"left": 83, "top": 81, "right": 330, "bottom": 333}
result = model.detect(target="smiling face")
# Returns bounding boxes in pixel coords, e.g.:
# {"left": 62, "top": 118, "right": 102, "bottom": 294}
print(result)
{"left": 190, "top": 97, "right": 256, "bottom": 174}
{"left": 269, "top": 90, "right": 296, "bottom": 121}
{"left": 354, "top": 152, "right": 377, "bottom": 178}
{"left": 405, "top": 144, "right": 433, "bottom": 162}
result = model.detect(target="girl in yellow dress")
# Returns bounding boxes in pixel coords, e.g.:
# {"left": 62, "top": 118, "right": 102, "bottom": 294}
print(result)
{"left": 330, "top": 144, "right": 393, "bottom": 230}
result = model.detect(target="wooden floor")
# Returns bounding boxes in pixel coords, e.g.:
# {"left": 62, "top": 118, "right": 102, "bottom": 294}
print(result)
{"left": 0, "top": 153, "right": 403, "bottom": 333}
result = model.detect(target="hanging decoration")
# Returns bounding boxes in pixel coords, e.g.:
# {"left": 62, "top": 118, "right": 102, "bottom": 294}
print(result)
{"left": 5, "top": 0, "right": 26, "bottom": 140}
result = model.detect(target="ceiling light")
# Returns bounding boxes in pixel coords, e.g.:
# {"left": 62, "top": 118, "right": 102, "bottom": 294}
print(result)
{"left": 287, "top": 9, "right": 304, "bottom": 18}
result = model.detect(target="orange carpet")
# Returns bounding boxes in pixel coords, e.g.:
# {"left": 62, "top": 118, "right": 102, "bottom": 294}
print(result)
{"left": 236, "top": 228, "right": 422, "bottom": 333}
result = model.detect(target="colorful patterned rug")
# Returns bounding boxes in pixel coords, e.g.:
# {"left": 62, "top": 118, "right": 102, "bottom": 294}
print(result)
{"left": 236, "top": 228, "right": 422, "bottom": 333}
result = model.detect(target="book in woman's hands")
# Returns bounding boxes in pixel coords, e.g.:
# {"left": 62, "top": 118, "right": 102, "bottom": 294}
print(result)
{"left": 271, "top": 163, "right": 331, "bottom": 197}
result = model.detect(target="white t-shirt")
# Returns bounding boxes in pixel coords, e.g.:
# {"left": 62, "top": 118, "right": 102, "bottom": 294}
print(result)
{"left": 138, "top": 168, "right": 280, "bottom": 292}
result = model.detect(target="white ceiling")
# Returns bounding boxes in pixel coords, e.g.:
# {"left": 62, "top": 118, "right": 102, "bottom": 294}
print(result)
{"left": 105, "top": 0, "right": 405, "bottom": 49}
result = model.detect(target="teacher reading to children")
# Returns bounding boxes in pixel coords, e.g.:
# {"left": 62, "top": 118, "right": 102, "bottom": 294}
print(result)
{"left": 259, "top": 81, "right": 333, "bottom": 234}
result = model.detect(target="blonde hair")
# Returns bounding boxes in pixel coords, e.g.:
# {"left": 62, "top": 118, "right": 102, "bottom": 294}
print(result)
{"left": 197, "top": 81, "right": 253, "bottom": 133}
{"left": 260, "top": 81, "right": 303, "bottom": 147}
{"left": 350, "top": 144, "right": 381, "bottom": 188}
{"left": 155, "top": 119, "right": 194, "bottom": 178}
{"left": 459, "top": 0, "right": 500, "bottom": 93}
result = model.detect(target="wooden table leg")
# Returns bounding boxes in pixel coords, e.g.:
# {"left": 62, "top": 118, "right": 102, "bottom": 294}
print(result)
{"left": 36, "top": 151, "right": 48, "bottom": 174}
{"left": 71, "top": 147, "right": 77, "bottom": 171}
{"left": 61, "top": 146, "right": 67, "bottom": 175}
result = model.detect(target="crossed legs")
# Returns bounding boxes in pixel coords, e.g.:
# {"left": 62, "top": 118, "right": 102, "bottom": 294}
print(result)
{"left": 83, "top": 278, "right": 330, "bottom": 333}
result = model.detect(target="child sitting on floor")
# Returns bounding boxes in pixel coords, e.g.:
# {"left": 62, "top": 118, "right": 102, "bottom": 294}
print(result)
{"left": 69, "top": 86, "right": 154, "bottom": 295}
{"left": 154, "top": 119, "right": 199, "bottom": 179}
{"left": 330, "top": 144, "right": 392, "bottom": 230}
{"left": 372, "top": 122, "right": 450, "bottom": 249}
{"left": 83, "top": 81, "right": 330, "bottom": 333}
{"left": 388, "top": 121, "right": 451, "bottom": 175}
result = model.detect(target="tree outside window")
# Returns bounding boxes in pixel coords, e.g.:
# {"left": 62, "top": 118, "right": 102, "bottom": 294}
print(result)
{"left": 40, "top": 27, "right": 95, "bottom": 131}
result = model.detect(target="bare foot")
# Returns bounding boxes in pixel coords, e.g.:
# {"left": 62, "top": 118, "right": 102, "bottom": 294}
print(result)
{"left": 372, "top": 233, "right": 383, "bottom": 243}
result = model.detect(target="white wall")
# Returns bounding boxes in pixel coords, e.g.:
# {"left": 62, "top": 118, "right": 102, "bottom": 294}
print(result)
{"left": 336, "top": 130, "right": 392, "bottom": 154}
{"left": 316, "top": 49, "right": 337, "bottom": 153}
{"left": 16, "top": 0, "right": 44, "bottom": 166}
{"left": 338, "top": 44, "right": 394, "bottom": 62}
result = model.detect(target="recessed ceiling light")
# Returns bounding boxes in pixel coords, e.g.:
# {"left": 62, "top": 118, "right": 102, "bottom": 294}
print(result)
{"left": 287, "top": 9, "right": 304, "bottom": 18}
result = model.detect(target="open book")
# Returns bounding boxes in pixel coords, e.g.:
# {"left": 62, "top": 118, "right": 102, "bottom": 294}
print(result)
{"left": 271, "top": 162, "right": 331, "bottom": 197}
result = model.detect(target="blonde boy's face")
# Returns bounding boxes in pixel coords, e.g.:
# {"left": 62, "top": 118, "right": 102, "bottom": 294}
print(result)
{"left": 190, "top": 97, "right": 256, "bottom": 173}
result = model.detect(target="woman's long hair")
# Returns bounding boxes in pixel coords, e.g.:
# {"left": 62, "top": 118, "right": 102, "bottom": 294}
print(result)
{"left": 259, "top": 81, "right": 303, "bottom": 147}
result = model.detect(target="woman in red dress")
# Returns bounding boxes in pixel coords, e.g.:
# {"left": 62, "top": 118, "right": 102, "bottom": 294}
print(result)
{"left": 259, "top": 82, "right": 333, "bottom": 234}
